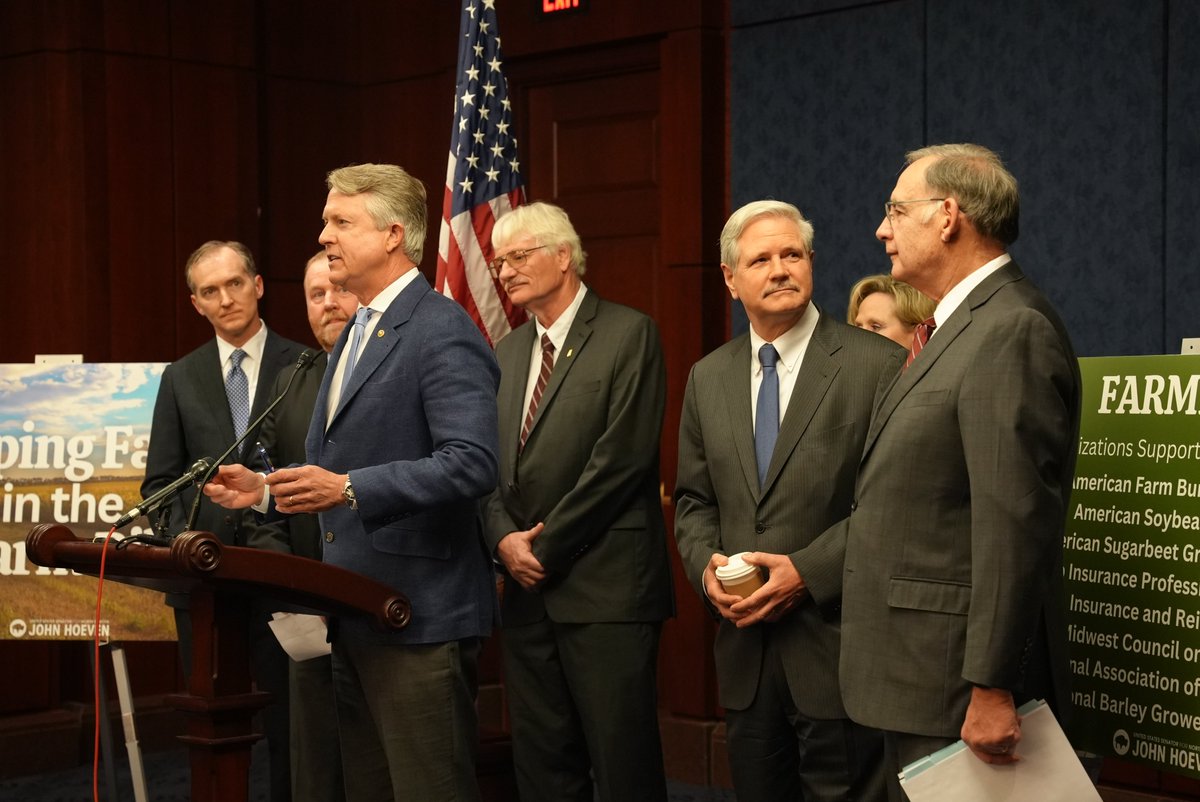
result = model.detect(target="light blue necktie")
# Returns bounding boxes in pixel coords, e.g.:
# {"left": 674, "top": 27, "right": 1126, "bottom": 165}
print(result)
{"left": 225, "top": 348, "right": 249, "bottom": 440}
{"left": 339, "top": 307, "right": 374, "bottom": 401}
{"left": 755, "top": 343, "right": 780, "bottom": 487}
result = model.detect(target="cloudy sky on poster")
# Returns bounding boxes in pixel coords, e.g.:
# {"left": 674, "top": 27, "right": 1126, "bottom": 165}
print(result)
{"left": 0, "top": 363, "right": 164, "bottom": 480}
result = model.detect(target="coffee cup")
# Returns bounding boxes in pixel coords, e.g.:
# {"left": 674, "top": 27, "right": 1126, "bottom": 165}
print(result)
{"left": 714, "top": 552, "right": 764, "bottom": 597}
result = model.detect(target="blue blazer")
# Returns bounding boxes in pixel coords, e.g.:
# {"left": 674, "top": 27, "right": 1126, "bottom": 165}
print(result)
{"left": 305, "top": 274, "right": 501, "bottom": 645}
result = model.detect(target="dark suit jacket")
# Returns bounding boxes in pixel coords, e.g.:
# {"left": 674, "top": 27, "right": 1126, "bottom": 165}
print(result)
{"left": 246, "top": 351, "right": 328, "bottom": 560}
{"left": 802, "top": 261, "right": 1080, "bottom": 737}
{"left": 675, "top": 311, "right": 904, "bottom": 718}
{"left": 484, "top": 291, "right": 674, "bottom": 626}
{"left": 142, "top": 328, "right": 306, "bottom": 544}
{"left": 306, "top": 274, "right": 500, "bottom": 646}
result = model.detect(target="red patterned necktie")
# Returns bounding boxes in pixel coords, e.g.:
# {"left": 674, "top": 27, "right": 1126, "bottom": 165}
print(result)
{"left": 520, "top": 334, "right": 555, "bottom": 451}
{"left": 905, "top": 316, "right": 937, "bottom": 369}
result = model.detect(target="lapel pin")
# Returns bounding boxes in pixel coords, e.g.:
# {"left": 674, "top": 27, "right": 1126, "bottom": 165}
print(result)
{"left": 566, "top": 347, "right": 574, "bottom": 358}
{"left": 376, "top": 330, "right": 384, "bottom": 338}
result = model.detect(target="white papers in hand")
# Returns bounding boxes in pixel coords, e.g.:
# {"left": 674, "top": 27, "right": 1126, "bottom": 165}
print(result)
{"left": 898, "top": 700, "right": 1101, "bottom": 801}
{"left": 267, "top": 612, "right": 331, "bottom": 661}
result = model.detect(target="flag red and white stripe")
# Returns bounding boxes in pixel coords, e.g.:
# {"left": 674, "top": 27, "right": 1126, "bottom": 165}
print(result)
{"left": 435, "top": 0, "right": 527, "bottom": 345}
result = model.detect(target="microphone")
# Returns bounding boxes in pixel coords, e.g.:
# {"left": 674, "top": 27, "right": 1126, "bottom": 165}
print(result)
{"left": 182, "top": 349, "right": 319, "bottom": 531}
{"left": 293, "top": 349, "right": 318, "bottom": 371}
{"left": 114, "top": 457, "right": 212, "bottom": 529}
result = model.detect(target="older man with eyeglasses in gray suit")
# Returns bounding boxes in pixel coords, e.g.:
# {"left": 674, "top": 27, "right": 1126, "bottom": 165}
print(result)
{"left": 800, "top": 144, "right": 1081, "bottom": 802}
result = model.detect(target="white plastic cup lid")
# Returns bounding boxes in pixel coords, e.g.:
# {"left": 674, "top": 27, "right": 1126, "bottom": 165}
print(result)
{"left": 714, "top": 552, "right": 758, "bottom": 582}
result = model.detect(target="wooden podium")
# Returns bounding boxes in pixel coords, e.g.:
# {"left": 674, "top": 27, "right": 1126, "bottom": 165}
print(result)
{"left": 25, "top": 523, "right": 411, "bottom": 802}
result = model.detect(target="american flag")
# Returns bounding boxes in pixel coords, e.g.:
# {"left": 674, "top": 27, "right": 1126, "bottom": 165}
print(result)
{"left": 435, "top": 0, "right": 527, "bottom": 345}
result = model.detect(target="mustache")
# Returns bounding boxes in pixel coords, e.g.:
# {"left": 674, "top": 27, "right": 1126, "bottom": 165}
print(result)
{"left": 763, "top": 283, "right": 801, "bottom": 296}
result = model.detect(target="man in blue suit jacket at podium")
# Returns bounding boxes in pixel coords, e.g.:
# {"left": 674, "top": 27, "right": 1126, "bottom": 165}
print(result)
{"left": 206, "top": 163, "right": 501, "bottom": 802}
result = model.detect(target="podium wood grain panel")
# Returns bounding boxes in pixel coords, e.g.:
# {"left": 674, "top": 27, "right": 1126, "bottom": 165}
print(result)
{"left": 26, "top": 524, "right": 409, "bottom": 802}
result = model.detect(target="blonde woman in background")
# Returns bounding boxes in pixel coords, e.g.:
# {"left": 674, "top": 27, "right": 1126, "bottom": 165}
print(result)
{"left": 846, "top": 273, "right": 935, "bottom": 348}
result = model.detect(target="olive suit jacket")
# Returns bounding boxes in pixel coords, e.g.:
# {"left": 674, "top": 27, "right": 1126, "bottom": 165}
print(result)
{"left": 483, "top": 290, "right": 674, "bottom": 626}
{"left": 675, "top": 311, "right": 904, "bottom": 718}
{"left": 799, "top": 261, "right": 1081, "bottom": 737}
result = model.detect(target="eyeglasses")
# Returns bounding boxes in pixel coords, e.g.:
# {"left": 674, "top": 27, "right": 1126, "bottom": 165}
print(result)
{"left": 488, "top": 245, "right": 546, "bottom": 278}
{"left": 884, "top": 198, "right": 946, "bottom": 222}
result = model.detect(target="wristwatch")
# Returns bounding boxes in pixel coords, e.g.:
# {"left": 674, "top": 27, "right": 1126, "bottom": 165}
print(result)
{"left": 342, "top": 477, "right": 358, "bottom": 510}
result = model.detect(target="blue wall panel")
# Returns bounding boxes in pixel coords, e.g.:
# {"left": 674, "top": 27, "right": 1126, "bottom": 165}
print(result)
{"left": 731, "top": 0, "right": 1189, "bottom": 356}
{"left": 1165, "top": 0, "right": 1200, "bottom": 351}
{"left": 925, "top": 0, "right": 1163, "bottom": 356}
{"left": 730, "top": 1, "right": 924, "bottom": 331}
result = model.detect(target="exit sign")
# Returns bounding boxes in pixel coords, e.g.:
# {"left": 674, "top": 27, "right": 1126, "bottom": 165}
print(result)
{"left": 541, "top": 0, "right": 588, "bottom": 16}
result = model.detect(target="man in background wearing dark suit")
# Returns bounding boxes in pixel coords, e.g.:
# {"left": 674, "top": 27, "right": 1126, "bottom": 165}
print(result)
{"left": 205, "top": 163, "right": 501, "bottom": 802}
{"left": 142, "top": 239, "right": 305, "bottom": 802}
{"left": 800, "top": 144, "right": 1080, "bottom": 801}
{"left": 247, "top": 251, "right": 356, "bottom": 802}
{"left": 483, "top": 202, "right": 673, "bottom": 802}
{"left": 674, "top": 200, "right": 897, "bottom": 802}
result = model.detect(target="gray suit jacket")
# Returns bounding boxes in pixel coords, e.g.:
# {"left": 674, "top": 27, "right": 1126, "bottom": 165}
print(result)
{"left": 484, "top": 290, "right": 674, "bottom": 626}
{"left": 675, "top": 311, "right": 904, "bottom": 718}
{"left": 802, "top": 261, "right": 1080, "bottom": 737}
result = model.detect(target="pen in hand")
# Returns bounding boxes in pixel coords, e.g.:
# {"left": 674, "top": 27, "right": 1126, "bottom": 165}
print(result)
{"left": 254, "top": 442, "right": 276, "bottom": 474}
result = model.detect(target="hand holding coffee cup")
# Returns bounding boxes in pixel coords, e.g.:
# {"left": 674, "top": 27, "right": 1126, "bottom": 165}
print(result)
{"left": 714, "top": 552, "right": 765, "bottom": 598}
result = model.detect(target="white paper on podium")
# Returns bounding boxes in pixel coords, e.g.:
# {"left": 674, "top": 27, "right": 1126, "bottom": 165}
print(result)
{"left": 898, "top": 700, "right": 1102, "bottom": 802}
{"left": 267, "top": 612, "right": 331, "bottom": 661}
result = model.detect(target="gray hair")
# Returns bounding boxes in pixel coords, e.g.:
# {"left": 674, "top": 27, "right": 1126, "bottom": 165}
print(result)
{"left": 719, "top": 200, "right": 814, "bottom": 269}
{"left": 906, "top": 143, "right": 1020, "bottom": 245}
{"left": 491, "top": 202, "right": 587, "bottom": 276}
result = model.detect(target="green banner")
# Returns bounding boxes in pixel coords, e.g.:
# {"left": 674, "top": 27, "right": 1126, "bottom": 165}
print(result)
{"left": 1066, "top": 354, "right": 1200, "bottom": 776}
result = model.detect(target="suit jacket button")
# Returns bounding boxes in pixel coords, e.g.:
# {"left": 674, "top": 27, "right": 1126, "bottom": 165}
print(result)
{"left": 324, "top": 531, "right": 335, "bottom": 543}
{"left": 507, "top": 481, "right": 517, "bottom": 492}
{"left": 850, "top": 501, "right": 858, "bottom": 512}
{"left": 754, "top": 523, "right": 765, "bottom": 534}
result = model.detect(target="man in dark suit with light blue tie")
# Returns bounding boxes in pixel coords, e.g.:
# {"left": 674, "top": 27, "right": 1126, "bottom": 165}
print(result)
{"left": 484, "top": 202, "right": 673, "bottom": 802}
{"left": 675, "top": 200, "right": 900, "bottom": 802}
{"left": 142, "top": 239, "right": 305, "bottom": 802}
{"left": 206, "top": 164, "right": 501, "bottom": 802}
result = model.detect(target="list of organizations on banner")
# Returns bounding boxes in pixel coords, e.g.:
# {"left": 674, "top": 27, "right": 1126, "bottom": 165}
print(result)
{"left": 1066, "top": 356, "right": 1200, "bottom": 776}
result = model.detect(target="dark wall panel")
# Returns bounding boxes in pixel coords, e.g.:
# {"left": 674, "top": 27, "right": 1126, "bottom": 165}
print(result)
{"left": 731, "top": 0, "right": 1190, "bottom": 358}
{"left": 170, "top": 62, "right": 262, "bottom": 356}
{"left": 0, "top": 52, "right": 94, "bottom": 362}
{"left": 104, "top": 53, "right": 177, "bottom": 363}
{"left": 730, "top": 1, "right": 924, "bottom": 327}
{"left": 926, "top": 0, "right": 1163, "bottom": 356}
{"left": 1165, "top": 0, "right": 1200, "bottom": 351}
{"left": 732, "top": 0, "right": 875, "bottom": 26}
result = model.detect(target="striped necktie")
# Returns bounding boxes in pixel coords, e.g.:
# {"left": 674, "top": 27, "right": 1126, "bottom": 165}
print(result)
{"left": 520, "top": 333, "right": 555, "bottom": 452}
{"left": 905, "top": 316, "right": 937, "bottom": 369}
